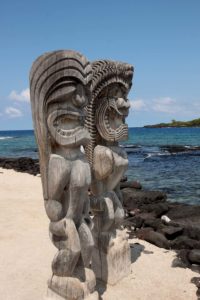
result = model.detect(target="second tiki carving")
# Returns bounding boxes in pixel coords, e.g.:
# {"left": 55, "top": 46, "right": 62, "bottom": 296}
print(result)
{"left": 85, "top": 60, "right": 134, "bottom": 285}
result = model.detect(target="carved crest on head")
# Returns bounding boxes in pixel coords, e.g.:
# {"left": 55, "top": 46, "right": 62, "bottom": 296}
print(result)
{"left": 85, "top": 60, "right": 134, "bottom": 166}
{"left": 30, "top": 50, "right": 92, "bottom": 199}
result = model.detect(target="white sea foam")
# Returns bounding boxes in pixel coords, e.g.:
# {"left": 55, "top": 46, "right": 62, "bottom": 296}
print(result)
{"left": 0, "top": 136, "right": 13, "bottom": 140}
{"left": 144, "top": 151, "right": 171, "bottom": 160}
{"left": 144, "top": 153, "right": 153, "bottom": 159}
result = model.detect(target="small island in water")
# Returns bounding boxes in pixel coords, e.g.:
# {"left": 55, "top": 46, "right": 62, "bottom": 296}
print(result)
{"left": 144, "top": 117, "right": 200, "bottom": 128}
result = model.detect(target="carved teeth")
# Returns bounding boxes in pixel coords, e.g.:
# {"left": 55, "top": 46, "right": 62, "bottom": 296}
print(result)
{"left": 55, "top": 126, "right": 84, "bottom": 138}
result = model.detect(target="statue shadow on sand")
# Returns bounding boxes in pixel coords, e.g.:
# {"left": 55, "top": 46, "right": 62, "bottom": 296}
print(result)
{"left": 96, "top": 243, "right": 151, "bottom": 298}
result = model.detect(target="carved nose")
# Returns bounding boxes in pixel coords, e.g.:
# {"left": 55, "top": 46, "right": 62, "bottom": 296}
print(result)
{"left": 116, "top": 97, "right": 130, "bottom": 109}
{"left": 125, "top": 100, "right": 130, "bottom": 109}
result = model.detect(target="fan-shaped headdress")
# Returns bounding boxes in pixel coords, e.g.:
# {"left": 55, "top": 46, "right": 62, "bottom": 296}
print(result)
{"left": 30, "top": 50, "right": 92, "bottom": 199}
{"left": 85, "top": 60, "right": 133, "bottom": 166}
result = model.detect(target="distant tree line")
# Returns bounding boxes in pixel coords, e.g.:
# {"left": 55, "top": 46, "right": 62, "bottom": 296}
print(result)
{"left": 144, "top": 118, "right": 200, "bottom": 128}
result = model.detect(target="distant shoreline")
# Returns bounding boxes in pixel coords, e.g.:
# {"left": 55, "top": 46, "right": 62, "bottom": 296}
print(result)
{"left": 144, "top": 118, "right": 200, "bottom": 128}
{"left": 144, "top": 125, "right": 200, "bottom": 128}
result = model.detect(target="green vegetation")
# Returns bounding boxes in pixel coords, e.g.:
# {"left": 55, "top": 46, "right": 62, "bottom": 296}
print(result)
{"left": 144, "top": 118, "right": 200, "bottom": 128}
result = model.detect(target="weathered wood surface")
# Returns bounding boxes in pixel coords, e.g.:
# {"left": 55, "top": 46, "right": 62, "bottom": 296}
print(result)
{"left": 85, "top": 60, "right": 134, "bottom": 285}
{"left": 30, "top": 50, "right": 97, "bottom": 300}
{"left": 30, "top": 51, "right": 134, "bottom": 297}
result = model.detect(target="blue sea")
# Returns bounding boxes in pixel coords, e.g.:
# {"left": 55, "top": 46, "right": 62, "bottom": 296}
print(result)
{"left": 0, "top": 128, "right": 200, "bottom": 205}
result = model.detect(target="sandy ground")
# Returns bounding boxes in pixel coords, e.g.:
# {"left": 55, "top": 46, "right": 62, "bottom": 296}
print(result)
{"left": 0, "top": 167, "right": 198, "bottom": 300}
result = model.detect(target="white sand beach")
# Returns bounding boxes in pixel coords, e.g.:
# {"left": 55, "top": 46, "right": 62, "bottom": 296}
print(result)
{"left": 0, "top": 167, "right": 198, "bottom": 300}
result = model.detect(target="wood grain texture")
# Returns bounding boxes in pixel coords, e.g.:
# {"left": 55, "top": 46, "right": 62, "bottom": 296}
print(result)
{"left": 85, "top": 60, "right": 134, "bottom": 285}
{"left": 30, "top": 50, "right": 97, "bottom": 300}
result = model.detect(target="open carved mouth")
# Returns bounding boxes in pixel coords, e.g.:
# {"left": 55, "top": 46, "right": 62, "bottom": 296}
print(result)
{"left": 106, "top": 108, "right": 127, "bottom": 131}
{"left": 52, "top": 111, "right": 85, "bottom": 137}
{"left": 105, "top": 97, "right": 130, "bottom": 129}
{"left": 96, "top": 98, "right": 129, "bottom": 142}
{"left": 47, "top": 109, "right": 90, "bottom": 146}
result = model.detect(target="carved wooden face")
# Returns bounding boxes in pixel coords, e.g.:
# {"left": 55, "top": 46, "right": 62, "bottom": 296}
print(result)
{"left": 106, "top": 84, "right": 130, "bottom": 130}
{"left": 95, "top": 83, "right": 130, "bottom": 142}
{"left": 47, "top": 82, "right": 91, "bottom": 147}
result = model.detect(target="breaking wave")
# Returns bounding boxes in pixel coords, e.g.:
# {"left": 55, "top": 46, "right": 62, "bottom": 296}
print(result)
{"left": 0, "top": 136, "right": 13, "bottom": 140}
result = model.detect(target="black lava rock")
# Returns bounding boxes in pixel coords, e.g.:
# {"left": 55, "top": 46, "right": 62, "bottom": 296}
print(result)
{"left": 122, "top": 188, "right": 167, "bottom": 211}
{"left": 0, "top": 157, "right": 40, "bottom": 176}
{"left": 136, "top": 228, "right": 170, "bottom": 249}
{"left": 188, "top": 250, "right": 200, "bottom": 265}
{"left": 120, "top": 181, "right": 142, "bottom": 190}
{"left": 171, "top": 236, "right": 200, "bottom": 250}
{"left": 144, "top": 218, "right": 163, "bottom": 231}
{"left": 142, "top": 202, "right": 169, "bottom": 217}
{"left": 160, "top": 226, "right": 184, "bottom": 240}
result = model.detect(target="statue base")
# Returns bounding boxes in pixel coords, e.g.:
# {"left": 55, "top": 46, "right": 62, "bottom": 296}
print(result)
{"left": 92, "top": 229, "right": 131, "bottom": 285}
{"left": 45, "top": 268, "right": 98, "bottom": 300}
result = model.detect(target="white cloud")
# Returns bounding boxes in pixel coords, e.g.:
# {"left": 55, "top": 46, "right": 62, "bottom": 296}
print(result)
{"left": 193, "top": 102, "right": 200, "bottom": 112}
{"left": 9, "top": 88, "right": 30, "bottom": 102}
{"left": 130, "top": 99, "right": 147, "bottom": 111}
{"left": 153, "top": 97, "right": 174, "bottom": 105}
{"left": 152, "top": 97, "right": 177, "bottom": 113}
{"left": 130, "top": 96, "right": 185, "bottom": 115}
{"left": 5, "top": 107, "right": 23, "bottom": 118}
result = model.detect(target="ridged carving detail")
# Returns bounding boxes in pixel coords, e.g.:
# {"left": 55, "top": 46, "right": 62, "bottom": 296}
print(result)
{"left": 85, "top": 60, "right": 133, "bottom": 167}
{"left": 30, "top": 50, "right": 92, "bottom": 199}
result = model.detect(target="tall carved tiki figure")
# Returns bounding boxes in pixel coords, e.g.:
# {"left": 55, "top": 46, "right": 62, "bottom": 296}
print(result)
{"left": 30, "top": 50, "right": 98, "bottom": 300}
{"left": 85, "top": 60, "right": 134, "bottom": 285}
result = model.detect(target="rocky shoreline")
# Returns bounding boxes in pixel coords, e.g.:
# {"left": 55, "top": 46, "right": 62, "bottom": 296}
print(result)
{"left": 0, "top": 157, "right": 39, "bottom": 176}
{"left": 160, "top": 145, "right": 200, "bottom": 154}
{"left": 121, "top": 180, "right": 200, "bottom": 293}
{"left": 122, "top": 182, "right": 200, "bottom": 256}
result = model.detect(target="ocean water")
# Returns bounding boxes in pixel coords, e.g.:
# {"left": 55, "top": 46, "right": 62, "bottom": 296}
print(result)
{"left": 0, "top": 128, "right": 200, "bottom": 205}
{"left": 0, "top": 130, "right": 37, "bottom": 159}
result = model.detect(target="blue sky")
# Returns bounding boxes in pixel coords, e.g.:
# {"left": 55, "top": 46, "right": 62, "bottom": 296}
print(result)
{"left": 0, "top": 0, "right": 200, "bottom": 129}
